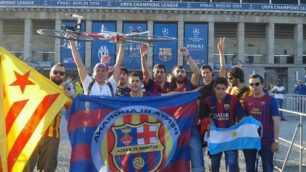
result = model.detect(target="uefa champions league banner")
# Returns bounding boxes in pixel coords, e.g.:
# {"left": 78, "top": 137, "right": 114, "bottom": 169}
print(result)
{"left": 153, "top": 23, "right": 177, "bottom": 71}
{"left": 61, "top": 21, "right": 86, "bottom": 68}
{"left": 123, "top": 22, "right": 147, "bottom": 70}
{"left": 184, "top": 23, "right": 208, "bottom": 71}
{"left": 91, "top": 21, "right": 116, "bottom": 68}
{"left": 66, "top": 92, "right": 200, "bottom": 172}
{"left": 4, "top": 1, "right": 306, "bottom": 13}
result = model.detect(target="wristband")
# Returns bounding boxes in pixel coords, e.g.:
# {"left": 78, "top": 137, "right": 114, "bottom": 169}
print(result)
{"left": 274, "top": 140, "right": 279, "bottom": 143}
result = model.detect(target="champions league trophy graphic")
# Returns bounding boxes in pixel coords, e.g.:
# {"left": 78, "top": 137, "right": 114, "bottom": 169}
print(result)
{"left": 125, "top": 26, "right": 142, "bottom": 66}
{"left": 98, "top": 46, "right": 109, "bottom": 60}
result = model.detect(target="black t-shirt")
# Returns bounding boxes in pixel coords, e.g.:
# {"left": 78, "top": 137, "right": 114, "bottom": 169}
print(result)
{"left": 197, "top": 81, "right": 215, "bottom": 118}
{"left": 115, "top": 86, "right": 131, "bottom": 96}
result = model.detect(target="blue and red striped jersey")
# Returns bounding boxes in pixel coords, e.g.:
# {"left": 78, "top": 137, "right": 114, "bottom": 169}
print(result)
{"left": 244, "top": 94, "right": 280, "bottom": 149}
{"left": 201, "top": 94, "right": 247, "bottom": 128}
{"left": 144, "top": 78, "right": 171, "bottom": 94}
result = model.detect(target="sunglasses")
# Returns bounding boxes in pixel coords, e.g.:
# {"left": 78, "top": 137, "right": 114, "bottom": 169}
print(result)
{"left": 227, "top": 77, "right": 235, "bottom": 80}
{"left": 249, "top": 82, "right": 261, "bottom": 87}
{"left": 53, "top": 70, "right": 65, "bottom": 76}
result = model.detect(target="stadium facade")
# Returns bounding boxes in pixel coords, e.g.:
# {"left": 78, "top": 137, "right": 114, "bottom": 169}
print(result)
{"left": 1, "top": 0, "right": 306, "bottom": 93}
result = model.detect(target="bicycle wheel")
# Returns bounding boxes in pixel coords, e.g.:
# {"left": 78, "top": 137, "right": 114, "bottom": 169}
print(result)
{"left": 37, "top": 29, "right": 93, "bottom": 42}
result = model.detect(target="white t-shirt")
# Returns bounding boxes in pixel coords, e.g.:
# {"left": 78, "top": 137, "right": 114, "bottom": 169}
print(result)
{"left": 82, "top": 74, "right": 117, "bottom": 96}
{"left": 273, "top": 85, "right": 285, "bottom": 99}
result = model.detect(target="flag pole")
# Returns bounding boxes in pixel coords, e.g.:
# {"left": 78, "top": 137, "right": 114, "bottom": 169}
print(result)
{"left": 0, "top": 50, "right": 8, "bottom": 172}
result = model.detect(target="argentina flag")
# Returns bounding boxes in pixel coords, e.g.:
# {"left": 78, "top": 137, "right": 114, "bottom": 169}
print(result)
{"left": 208, "top": 116, "right": 262, "bottom": 155}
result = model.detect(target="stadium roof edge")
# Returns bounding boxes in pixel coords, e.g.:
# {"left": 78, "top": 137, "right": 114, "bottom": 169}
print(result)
{"left": 1, "top": 1, "right": 306, "bottom": 13}
{"left": 1, "top": 6, "right": 306, "bottom": 16}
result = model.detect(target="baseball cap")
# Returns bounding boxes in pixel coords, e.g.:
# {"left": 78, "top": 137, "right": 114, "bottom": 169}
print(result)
{"left": 200, "top": 64, "right": 213, "bottom": 72}
{"left": 94, "top": 63, "right": 109, "bottom": 71}
{"left": 120, "top": 67, "right": 129, "bottom": 75}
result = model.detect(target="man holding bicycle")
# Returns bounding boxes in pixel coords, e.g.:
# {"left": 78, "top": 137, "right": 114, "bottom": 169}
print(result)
{"left": 69, "top": 37, "right": 125, "bottom": 96}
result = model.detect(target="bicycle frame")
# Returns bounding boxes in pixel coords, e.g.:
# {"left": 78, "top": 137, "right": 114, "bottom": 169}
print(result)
{"left": 37, "top": 14, "right": 177, "bottom": 44}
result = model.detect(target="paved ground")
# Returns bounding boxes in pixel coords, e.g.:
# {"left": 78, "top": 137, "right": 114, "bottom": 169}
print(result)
{"left": 54, "top": 113, "right": 306, "bottom": 172}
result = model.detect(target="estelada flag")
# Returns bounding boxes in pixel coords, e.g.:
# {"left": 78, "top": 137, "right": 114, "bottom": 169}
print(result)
{"left": 66, "top": 92, "right": 200, "bottom": 172}
{"left": 0, "top": 47, "right": 70, "bottom": 172}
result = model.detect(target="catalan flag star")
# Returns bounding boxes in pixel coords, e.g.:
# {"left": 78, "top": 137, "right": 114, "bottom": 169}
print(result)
{"left": 10, "top": 71, "right": 34, "bottom": 93}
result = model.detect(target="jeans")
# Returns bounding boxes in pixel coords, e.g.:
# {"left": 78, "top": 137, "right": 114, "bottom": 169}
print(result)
{"left": 210, "top": 150, "right": 238, "bottom": 172}
{"left": 243, "top": 149, "right": 258, "bottom": 172}
{"left": 258, "top": 148, "right": 274, "bottom": 172}
{"left": 276, "top": 98, "right": 284, "bottom": 119}
{"left": 190, "top": 126, "right": 205, "bottom": 172}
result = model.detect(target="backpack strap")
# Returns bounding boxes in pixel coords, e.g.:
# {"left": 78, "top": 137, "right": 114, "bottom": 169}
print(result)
{"left": 87, "top": 78, "right": 95, "bottom": 95}
{"left": 236, "top": 86, "right": 249, "bottom": 99}
{"left": 87, "top": 78, "right": 114, "bottom": 96}
{"left": 106, "top": 81, "right": 114, "bottom": 97}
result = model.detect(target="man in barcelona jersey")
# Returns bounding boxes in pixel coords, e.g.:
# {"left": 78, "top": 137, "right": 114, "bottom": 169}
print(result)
{"left": 244, "top": 74, "right": 280, "bottom": 172}
{"left": 200, "top": 77, "right": 247, "bottom": 172}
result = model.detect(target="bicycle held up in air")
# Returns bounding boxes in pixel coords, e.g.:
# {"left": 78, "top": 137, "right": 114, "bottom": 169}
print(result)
{"left": 37, "top": 14, "right": 177, "bottom": 44}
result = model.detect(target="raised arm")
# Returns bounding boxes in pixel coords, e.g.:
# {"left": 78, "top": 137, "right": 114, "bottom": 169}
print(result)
{"left": 70, "top": 40, "right": 87, "bottom": 82}
{"left": 180, "top": 47, "right": 200, "bottom": 87}
{"left": 218, "top": 37, "right": 226, "bottom": 78}
{"left": 112, "top": 37, "right": 125, "bottom": 82}
{"left": 140, "top": 43, "right": 150, "bottom": 85}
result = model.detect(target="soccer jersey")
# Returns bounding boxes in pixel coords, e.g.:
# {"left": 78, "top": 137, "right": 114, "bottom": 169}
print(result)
{"left": 244, "top": 94, "right": 280, "bottom": 148}
{"left": 173, "top": 80, "right": 195, "bottom": 92}
{"left": 144, "top": 78, "right": 171, "bottom": 94}
{"left": 201, "top": 94, "right": 246, "bottom": 128}
{"left": 44, "top": 97, "right": 72, "bottom": 138}
{"left": 227, "top": 86, "right": 253, "bottom": 107}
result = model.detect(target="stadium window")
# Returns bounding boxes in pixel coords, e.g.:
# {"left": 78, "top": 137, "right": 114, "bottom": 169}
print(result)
{"left": 286, "top": 55, "right": 294, "bottom": 64}
{"left": 274, "top": 56, "right": 280, "bottom": 64}
{"left": 182, "top": 0, "right": 210, "bottom": 2}
{"left": 301, "top": 0, "right": 306, "bottom": 4}
{"left": 303, "top": 55, "right": 306, "bottom": 64}
{"left": 272, "top": 0, "right": 298, "bottom": 4}
{"left": 212, "top": 0, "right": 240, "bottom": 3}
{"left": 242, "top": 0, "right": 269, "bottom": 3}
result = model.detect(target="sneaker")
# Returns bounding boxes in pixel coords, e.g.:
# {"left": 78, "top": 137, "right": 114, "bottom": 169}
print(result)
{"left": 281, "top": 118, "right": 287, "bottom": 121}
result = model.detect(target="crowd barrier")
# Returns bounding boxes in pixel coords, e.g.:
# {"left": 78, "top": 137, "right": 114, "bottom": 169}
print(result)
{"left": 274, "top": 94, "right": 306, "bottom": 172}
{"left": 283, "top": 94, "right": 306, "bottom": 113}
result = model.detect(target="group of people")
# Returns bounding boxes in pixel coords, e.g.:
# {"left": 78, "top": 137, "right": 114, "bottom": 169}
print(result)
{"left": 24, "top": 37, "right": 281, "bottom": 172}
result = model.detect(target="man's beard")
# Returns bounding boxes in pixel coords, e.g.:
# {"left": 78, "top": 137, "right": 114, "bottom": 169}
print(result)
{"left": 51, "top": 77, "right": 63, "bottom": 85}
{"left": 176, "top": 76, "right": 184, "bottom": 84}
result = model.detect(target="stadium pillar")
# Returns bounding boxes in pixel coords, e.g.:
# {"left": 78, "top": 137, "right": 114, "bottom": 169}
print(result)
{"left": 54, "top": 19, "right": 61, "bottom": 63}
{"left": 208, "top": 21, "right": 215, "bottom": 67}
{"left": 147, "top": 20, "right": 154, "bottom": 70}
{"left": 23, "top": 19, "right": 32, "bottom": 61}
{"left": 237, "top": 22, "right": 245, "bottom": 64}
{"left": 294, "top": 23, "right": 303, "bottom": 65}
{"left": 178, "top": 21, "right": 184, "bottom": 66}
{"left": 0, "top": 20, "right": 3, "bottom": 45}
{"left": 85, "top": 20, "right": 92, "bottom": 68}
{"left": 266, "top": 22, "right": 274, "bottom": 64}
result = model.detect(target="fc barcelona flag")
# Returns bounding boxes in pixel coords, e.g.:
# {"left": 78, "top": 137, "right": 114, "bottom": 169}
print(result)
{"left": 66, "top": 92, "right": 200, "bottom": 172}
